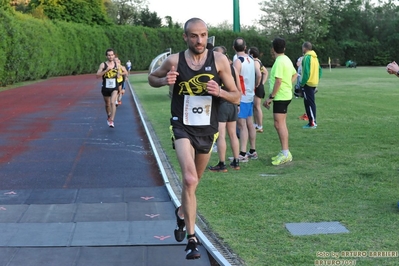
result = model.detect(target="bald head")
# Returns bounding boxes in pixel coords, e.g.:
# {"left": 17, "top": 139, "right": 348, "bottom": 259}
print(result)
{"left": 184, "top": 18, "right": 207, "bottom": 34}
{"left": 233, "top": 37, "right": 246, "bottom": 52}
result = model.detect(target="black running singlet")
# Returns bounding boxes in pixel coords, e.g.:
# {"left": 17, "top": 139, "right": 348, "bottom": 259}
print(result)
{"left": 102, "top": 62, "right": 118, "bottom": 90}
{"left": 171, "top": 49, "right": 221, "bottom": 136}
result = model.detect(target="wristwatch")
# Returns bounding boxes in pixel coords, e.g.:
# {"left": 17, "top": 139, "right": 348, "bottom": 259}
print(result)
{"left": 396, "top": 70, "right": 399, "bottom": 76}
{"left": 269, "top": 94, "right": 275, "bottom": 99}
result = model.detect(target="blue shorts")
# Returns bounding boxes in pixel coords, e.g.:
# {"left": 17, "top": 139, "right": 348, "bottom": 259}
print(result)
{"left": 238, "top": 102, "right": 253, "bottom": 119}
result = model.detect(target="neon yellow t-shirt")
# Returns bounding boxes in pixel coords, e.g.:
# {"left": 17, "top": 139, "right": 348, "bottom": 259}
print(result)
{"left": 269, "top": 55, "right": 296, "bottom": 101}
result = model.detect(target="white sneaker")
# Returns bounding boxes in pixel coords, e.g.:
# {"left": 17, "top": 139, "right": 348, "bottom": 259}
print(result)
{"left": 228, "top": 155, "right": 248, "bottom": 162}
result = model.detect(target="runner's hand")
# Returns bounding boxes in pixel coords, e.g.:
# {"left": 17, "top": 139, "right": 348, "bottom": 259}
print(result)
{"left": 206, "top": 80, "right": 220, "bottom": 97}
{"left": 263, "top": 98, "right": 272, "bottom": 110}
{"left": 166, "top": 66, "right": 179, "bottom": 85}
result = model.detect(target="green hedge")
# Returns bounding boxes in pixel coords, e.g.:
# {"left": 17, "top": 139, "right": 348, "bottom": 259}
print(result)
{"left": 0, "top": 10, "right": 109, "bottom": 86}
{"left": 1, "top": 7, "right": 396, "bottom": 87}
{"left": 1, "top": 9, "right": 281, "bottom": 87}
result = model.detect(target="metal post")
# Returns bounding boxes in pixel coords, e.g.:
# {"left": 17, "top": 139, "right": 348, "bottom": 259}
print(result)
{"left": 233, "top": 0, "right": 241, "bottom": 32}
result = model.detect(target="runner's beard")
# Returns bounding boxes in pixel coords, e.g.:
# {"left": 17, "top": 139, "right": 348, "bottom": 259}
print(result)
{"left": 188, "top": 44, "right": 206, "bottom": 55}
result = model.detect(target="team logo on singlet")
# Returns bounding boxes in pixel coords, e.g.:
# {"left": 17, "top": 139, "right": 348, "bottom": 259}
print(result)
{"left": 178, "top": 74, "right": 214, "bottom": 96}
{"left": 104, "top": 69, "right": 118, "bottom": 78}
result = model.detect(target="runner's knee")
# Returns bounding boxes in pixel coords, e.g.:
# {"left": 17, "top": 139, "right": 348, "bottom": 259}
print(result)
{"left": 182, "top": 174, "right": 199, "bottom": 188}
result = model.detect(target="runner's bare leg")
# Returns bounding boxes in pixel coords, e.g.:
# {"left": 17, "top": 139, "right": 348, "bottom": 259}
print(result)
{"left": 109, "top": 90, "right": 118, "bottom": 121}
{"left": 103, "top": 96, "right": 111, "bottom": 117}
{"left": 175, "top": 138, "right": 212, "bottom": 240}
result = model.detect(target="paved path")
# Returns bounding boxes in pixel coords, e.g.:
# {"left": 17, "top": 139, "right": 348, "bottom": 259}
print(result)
{"left": 0, "top": 75, "right": 212, "bottom": 266}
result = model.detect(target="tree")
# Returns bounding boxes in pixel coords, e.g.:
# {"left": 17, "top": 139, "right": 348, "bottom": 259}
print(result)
{"left": 134, "top": 7, "right": 161, "bottom": 28}
{"left": 26, "top": 0, "right": 111, "bottom": 25}
{"left": 164, "top": 15, "right": 181, "bottom": 29}
{"left": 259, "top": 0, "right": 330, "bottom": 43}
{"left": 104, "top": 0, "right": 147, "bottom": 25}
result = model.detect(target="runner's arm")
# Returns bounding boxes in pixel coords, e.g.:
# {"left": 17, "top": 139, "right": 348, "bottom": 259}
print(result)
{"left": 233, "top": 66, "right": 242, "bottom": 95}
{"left": 255, "top": 62, "right": 262, "bottom": 88}
{"left": 121, "top": 66, "right": 128, "bottom": 77}
{"left": 292, "top": 73, "right": 298, "bottom": 84}
{"left": 96, "top": 63, "right": 106, "bottom": 78}
{"left": 270, "top": 77, "right": 282, "bottom": 97}
{"left": 216, "top": 53, "right": 240, "bottom": 105}
{"left": 148, "top": 54, "right": 179, "bottom": 88}
{"left": 261, "top": 67, "right": 268, "bottom": 85}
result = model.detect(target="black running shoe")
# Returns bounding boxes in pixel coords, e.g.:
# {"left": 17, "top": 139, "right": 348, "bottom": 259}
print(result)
{"left": 174, "top": 207, "right": 186, "bottom": 242}
{"left": 230, "top": 160, "right": 240, "bottom": 170}
{"left": 185, "top": 239, "right": 201, "bottom": 260}
{"left": 208, "top": 163, "right": 227, "bottom": 172}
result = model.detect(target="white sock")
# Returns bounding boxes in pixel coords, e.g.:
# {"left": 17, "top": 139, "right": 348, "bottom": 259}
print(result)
{"left": 258, "top": 125, "right": 263, "bottom": 129}
{"left": 282, "top": 150, "right": 289, "bottom": 157}
{"left": 254, "top": 123, "right": 258, "bottom": 128}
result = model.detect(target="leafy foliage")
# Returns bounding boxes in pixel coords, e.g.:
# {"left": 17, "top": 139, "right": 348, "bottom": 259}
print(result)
{"left": 260, "top": 0, "right": 330, "bottom": 42}
{"left": 26, "top": 0, "right": 111, "bottom": 25}
{"left": 133, "top": 6, "right": 162, "bottom": 28}
{"left": 258, "top": 0, "right": 399, "bottom": 65}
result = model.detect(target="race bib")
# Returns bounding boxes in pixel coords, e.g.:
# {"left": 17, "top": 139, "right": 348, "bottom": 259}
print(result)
{"left": 183, "top": 95, "right": 212, "bottom": 126}
{"left": 105, "top": 78, "right": 116, "bottom": 89}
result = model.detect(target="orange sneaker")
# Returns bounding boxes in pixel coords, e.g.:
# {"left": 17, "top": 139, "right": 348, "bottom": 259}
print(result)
{"left": 299, "top": 113, "right": 309, "bottom": 121}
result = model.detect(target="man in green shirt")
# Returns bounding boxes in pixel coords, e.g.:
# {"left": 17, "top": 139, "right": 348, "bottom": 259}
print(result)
{"left": 264, "top": 37, "right": 297, "bottom": 166}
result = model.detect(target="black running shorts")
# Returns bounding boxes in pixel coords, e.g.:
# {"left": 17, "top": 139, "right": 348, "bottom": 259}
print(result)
{"left": 101, "top": 87, "right": 118, "bottom": 97}
{"left": 273, "top": 100, "right": 292, "bottom": 114}
{"left": 255, "top": 83, "right": 266, "bottom": 99}
{"left": 170, "top": 126, "right": 218, "bottom": 154}
{"left": 218, "top": 101, "right": 238, "bottom": 123}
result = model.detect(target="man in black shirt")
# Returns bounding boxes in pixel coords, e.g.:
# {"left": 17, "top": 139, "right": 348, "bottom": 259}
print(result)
{"left": 148, "top": 17, "right": 240, "bottom": 260}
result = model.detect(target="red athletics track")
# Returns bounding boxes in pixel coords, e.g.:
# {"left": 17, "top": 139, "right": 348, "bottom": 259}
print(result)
{"left": 0, "top": 74, "right": 164, "bottom": 189}
{"left": 0, "top": 75, "right": 214, "bottom": 266}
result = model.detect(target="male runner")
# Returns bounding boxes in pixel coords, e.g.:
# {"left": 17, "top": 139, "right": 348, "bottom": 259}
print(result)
{"left": 233, "top": 38, "right": 261, "bottom": 161}
{"left": 148, "top": 18, "right": 240, "bottom": 260}
{"left": 209, "top": 46, "right": 242, "bottom": 172}
{"left": 96, "top": 48, "right": 120, "bottom": 128}
{"left": 115, "top": 57, "right": 128, "bottom": 105}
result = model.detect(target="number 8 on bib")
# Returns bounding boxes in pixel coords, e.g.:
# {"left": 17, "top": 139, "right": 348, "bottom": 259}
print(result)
{"left": 183, "top": 95, "right": 212, "bottom": 126}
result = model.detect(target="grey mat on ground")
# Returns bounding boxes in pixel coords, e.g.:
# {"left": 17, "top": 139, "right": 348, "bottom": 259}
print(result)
{"left": 0, "top": 186, "right": 170, "bottom": 205}
{"left": 0, "top": 246, "right": 211, "bottom": 266}
{"left": 2, "top": 223, "right": 74, "bottom": 246}
{"left": 75, "top": 187, "right": 124, "bottom": 203}
{"left": 25, "top": 189, "right": 79, "bottom": 205}
{"left": 19, "top": 204, "right": 77, "bottom": 223}
{"left": 71, "top": 220, "right": 177, "bottom": 246}
{"left": 0, "top": 190, "right": 33, "bottom": 205}
{"left": 0, "top": 220, "right": 179, "bottom": 247}
{"left": 0, "top": 205, "right": 29, "bottom": 223}
{"left": 285, "top": 221, "right": 350, "bottom": 236}
{"left": 74, "top": 202, "right": 127, "bottom": 222}
{"left": 0, "top": 202, "right": 176, "bottom": 223}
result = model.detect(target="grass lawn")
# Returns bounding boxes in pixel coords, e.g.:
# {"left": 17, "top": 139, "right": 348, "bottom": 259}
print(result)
{"left": 130, "top": 67, "right": 399, "bottom": 266}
